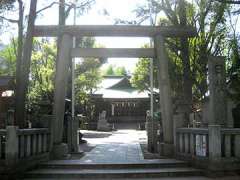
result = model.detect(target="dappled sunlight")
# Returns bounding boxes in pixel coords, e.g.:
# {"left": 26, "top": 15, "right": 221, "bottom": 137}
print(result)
{"left": 77, "top": 129, "right": 146, "bottom": 163}
{"left": 82, "top": 129, "right": 146, "bottom": 145}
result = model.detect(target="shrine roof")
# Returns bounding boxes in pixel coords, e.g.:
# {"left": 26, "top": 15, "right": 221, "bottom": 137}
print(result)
{"left": 93, "top": 76, "right": 149, "bottom": 99}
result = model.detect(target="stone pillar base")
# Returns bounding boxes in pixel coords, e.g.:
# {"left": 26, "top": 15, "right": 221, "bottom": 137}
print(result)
{"left": 158, "top": 143, "right": 174, "bottom": 157}
{"left": 51, "top": 143, "right": 70, "bottom": 159}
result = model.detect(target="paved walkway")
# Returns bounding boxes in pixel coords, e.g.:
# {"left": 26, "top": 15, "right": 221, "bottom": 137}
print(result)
{"left": 79, "top": 130, "right": 145, "bottom": 163}
{"left": 37, "top": 130, "right": 240, "bottom": 179}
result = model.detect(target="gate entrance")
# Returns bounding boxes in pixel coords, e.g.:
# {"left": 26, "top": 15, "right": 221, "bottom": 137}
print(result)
{"left": 33, "top": 25, "right": 196, "bottom": 158}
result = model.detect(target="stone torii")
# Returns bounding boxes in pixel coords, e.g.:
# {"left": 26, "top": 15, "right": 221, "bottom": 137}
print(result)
{"left": 33, "top": 25, "right": 197, "bottom": 158}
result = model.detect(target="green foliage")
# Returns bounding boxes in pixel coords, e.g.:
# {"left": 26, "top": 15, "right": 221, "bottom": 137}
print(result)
{"left": 104, "top": 65, "right": 114, "bottom": 75}
{"left": 27, "top": 39, "right": 56, "bottom": 108}
{"left": 0, "top": 39, "right": 17, "bottom": 76}
{"left": 103, "top": 65, "right": 128, "bottom": 76}
{"left": 226, "top": 36, "right": 240, "bottom": 103}
{"left": 0, "top": 35, "right": 103, "bottom": 116}
{"left": 115, "top": 66, "right": 127, "bottom": 76}
{"left": 131, "top": 58, "right": 150, "bottom": 91}
{"left": 0, "top": 38, "right": 56, "bottom": 112}
{"left": 75, "top": 58, "right": 102, "bottom": 103}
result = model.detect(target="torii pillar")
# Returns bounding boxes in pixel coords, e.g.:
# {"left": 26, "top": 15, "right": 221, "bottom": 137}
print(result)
{"left": 51, "top": 34, "right": 72, "bottom": 159}
{"left": 155, "top": 35, "right": 174, "bottom": 156}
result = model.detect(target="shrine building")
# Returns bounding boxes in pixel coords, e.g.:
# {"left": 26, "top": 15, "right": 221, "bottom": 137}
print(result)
{"left": 91, "top": 75, "right": 150, "bottom": 126}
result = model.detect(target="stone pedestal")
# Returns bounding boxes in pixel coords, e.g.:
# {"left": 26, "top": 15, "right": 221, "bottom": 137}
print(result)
{"left": 51, "top": 143, "right": 69, "bottom": 159}
{"left": 158, "top": 143, "right": 174, "bottom": 157}
{"left": 173, "top": 113, "right": 185, "bottom": 155}
{"left": 67, "top": 116, "right": 79, "bottom": 152}
{"left": 208, "top": 125, "right": 221, "bottom": 160}
{"left": 97, "top": 111, "right": 112, "bottom": 131}
{"left": 6, "top": 126, "right": 18, "bottom": 166}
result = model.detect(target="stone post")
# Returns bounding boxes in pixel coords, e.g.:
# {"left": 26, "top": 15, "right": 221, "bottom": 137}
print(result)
{"left": 111, "top": 104, "right": 115, "bottom": 116}
{"left": 208, "top": 125, "right": 222, "bottom": 167}
{"left": 6, "top": 126, "right": 18, "bottom": 166}
{"left": 173, "top": 113, "right": 185, "bottom": 155}
{"left": 51, "top": 34, "right": 72, "bottom": 159}
{"left": 208, "top": 56, "right": 227, "bottom": 126}
{"left": 146, "top": 111, "right": 158, "bottom": 153}
{"left": 72, "top": 117, "right": 79, "bottom": 152}
{"left": 227, "top": 100, "right": 235, "bottom": 128}
{"left": 67, "top": 115, "right": 79, "bottom": 152}
{"left": 155, "top": 35, "right": 174, "bottom": 156}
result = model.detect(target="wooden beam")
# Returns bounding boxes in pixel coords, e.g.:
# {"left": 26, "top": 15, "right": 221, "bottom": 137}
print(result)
{"left": 71, "top": 48, "right": 155, "bottom": 58}
{"left": 33, "top": 25, "right": 197, "bottom": 37}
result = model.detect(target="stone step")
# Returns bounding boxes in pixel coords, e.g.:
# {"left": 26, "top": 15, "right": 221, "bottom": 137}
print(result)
{"left": 39, "top": 159, "right": 189, "bottom": 169}
{"left": 25, "top": 167, "right": 203, "bottom": 179}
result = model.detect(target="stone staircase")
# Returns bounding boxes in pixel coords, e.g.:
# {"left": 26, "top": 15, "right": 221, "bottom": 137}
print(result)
{"left": 24, "top": 159, "right": 204, "bottom": 179}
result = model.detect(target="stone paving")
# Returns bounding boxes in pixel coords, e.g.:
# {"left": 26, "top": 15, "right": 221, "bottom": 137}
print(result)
{"left": 79, "top": 130, "right": 145, "bottom": 163}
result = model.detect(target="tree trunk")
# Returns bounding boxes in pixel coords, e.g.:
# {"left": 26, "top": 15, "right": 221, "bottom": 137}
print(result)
{"left": 179, "top": 0, "right": 192, "bottom": 117}
{"left": 15, "top": 0, "right": 23, "bottom": 124}
{"left": 15, "top": 0, "right": 37, "bottom": 128}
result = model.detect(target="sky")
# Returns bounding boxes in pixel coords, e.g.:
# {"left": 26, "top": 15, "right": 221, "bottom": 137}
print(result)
{"left": 1, "top": 0, "right": 152, "bottom": 73}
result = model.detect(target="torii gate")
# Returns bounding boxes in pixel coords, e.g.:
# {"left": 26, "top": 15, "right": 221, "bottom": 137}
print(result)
{"left": 33, "top": 25, "right": 196, "bottom": 158}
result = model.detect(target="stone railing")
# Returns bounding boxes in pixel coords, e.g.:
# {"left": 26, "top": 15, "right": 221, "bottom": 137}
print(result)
{"left": 17, "top": 128, "right": 50, "bottom": 160}
{"left": 176, "top": 128, "right": 208, "bottom": 159}
{"left": 221, "top": 128, "right": 240, "bottom": 158}
{"left": 176, "top": 126, "right": 240, "bottom": 170}
{"left": 0, "top": 126, "right": 50, "bottom": 173}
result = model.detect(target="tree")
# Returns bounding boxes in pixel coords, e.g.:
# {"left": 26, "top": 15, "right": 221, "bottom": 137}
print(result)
{"left": 132, "top": 0, "right": 229, "bottom": 106}
{"left": 104, "top": 65, "right": 114, "bottom": 75}
{"left": 115, "top": 67, "right": 127, "bottom": 76}
{"left": 28, "top": 39, "right": 57, "bottom": 109}
{"left": 15, "top": 0, "right": 37, "bottom": 127}
{"left": 225, "top": 9, "right": 240, "bottom": 103}
{"left": 103, "top": 65, "right": 128, "bottom": 76}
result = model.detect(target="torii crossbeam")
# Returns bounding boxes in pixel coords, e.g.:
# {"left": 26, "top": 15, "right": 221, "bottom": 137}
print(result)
{"left": 33, "top": 25, "right": 197, "bottom": 37}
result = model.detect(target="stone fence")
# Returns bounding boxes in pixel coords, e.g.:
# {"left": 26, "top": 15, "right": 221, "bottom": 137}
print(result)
{"left": 0, "top": 126, "right": 50, "bottom": 176}
{"left": 176, "top": 126, "right": 240, "bottom": 171}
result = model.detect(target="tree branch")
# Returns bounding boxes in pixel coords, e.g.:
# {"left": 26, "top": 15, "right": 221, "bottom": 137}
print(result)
{"left": 37, "top": 0, "right": 94, "bottom": 15}
{"left": 215, "top": 0, "right": 240, "bottom": 4}
{"left": 0, "top": 16, "right": 18, "bottom": 23}
{"left": 36, "top": 2, "right": 59, "bottom": 14}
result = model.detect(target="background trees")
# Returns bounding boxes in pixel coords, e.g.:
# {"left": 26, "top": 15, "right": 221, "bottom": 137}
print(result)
{"left": 103, "top": 65, "right": 128, "bottom": 76}
{"left": 131, "top": 0, "right": 238, "bottom": 111}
